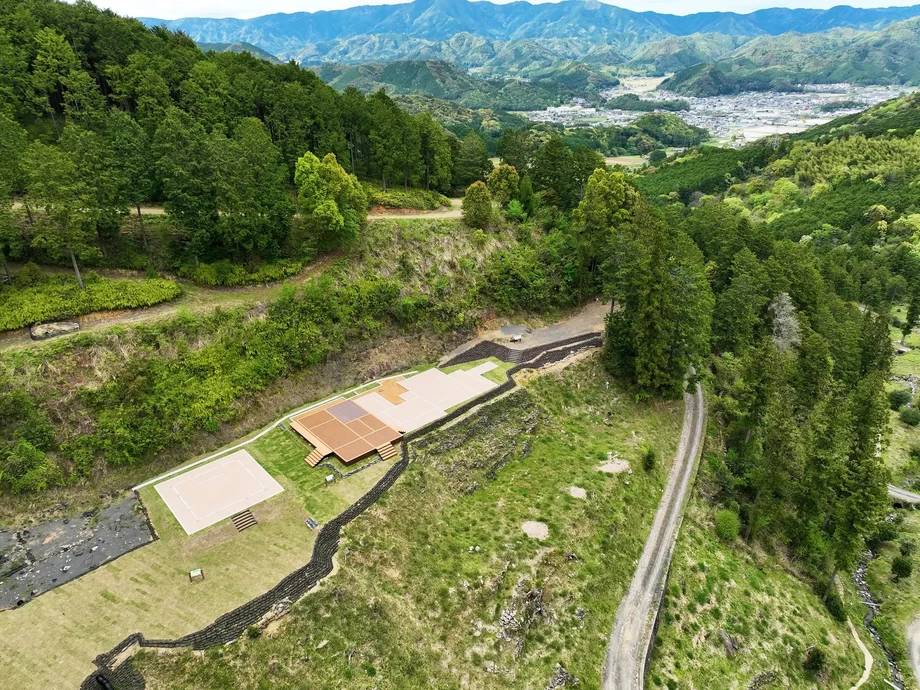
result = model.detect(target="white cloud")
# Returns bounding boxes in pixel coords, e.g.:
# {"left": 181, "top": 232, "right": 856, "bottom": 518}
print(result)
{"left": 84, "top": 0, "right": 920, "bottom": 20}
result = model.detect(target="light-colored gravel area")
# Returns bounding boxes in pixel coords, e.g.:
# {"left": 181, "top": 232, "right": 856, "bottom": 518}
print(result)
{"left": 521, "top": 521, "right": 549, "bottom": 540}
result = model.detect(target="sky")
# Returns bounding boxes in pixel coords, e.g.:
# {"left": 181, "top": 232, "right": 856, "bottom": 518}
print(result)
{"left": 84, "top": 0, "right": 920, "bottom": 20}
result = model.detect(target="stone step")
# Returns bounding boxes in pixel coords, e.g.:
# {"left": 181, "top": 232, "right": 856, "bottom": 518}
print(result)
{"left": 377, "top": 443, "right": 398, "bottom": 460}
{"left": 231, "top": 510, "right": 257, "bottom": 532}
{"left": 305, "top": 448, "right": 325, "bottom": 467}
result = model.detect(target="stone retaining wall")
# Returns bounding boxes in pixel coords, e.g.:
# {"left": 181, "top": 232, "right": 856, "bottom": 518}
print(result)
{"left": 80, "top": 333, "right": 602, "bottom": 690}
{"left": 442, "top": 331, "right": 601, "bottom": 368}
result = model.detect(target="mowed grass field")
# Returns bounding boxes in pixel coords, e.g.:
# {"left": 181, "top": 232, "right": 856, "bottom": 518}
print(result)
{"left": 135, "top": 355, "right": 686, "bottom": 689}
{"left": 441, "top": 356, "right": 516, "bottom": 384}
{"left": 0, "top": 427, "right": 393, "bottom": 690}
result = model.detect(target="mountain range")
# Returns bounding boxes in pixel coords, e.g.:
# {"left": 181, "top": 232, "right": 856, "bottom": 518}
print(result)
{"left": 144, "top": 0, "right": 920, "bottom": 88}
{"left": 142, "top": 0, "right": 920, "bottom": 51}
{"left": 315, "top": 59, "right": 617, "bottom": 110}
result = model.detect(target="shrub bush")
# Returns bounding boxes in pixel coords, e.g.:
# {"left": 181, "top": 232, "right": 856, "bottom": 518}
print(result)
{"left": 481, "top": 231, "right": 581, "bottom": 313}
{"left": 642, "top": 445, "right": 657, "bottom": 472}
{"left": 362, "top": 184, "right": 450, "bottom": 211}
{"left": 0, "top": 274, "right": 183, "bottom": 331}
{"left": 177, "top": 259, "right": 304, "bottom": 287}
{"left": 246, "top": 625, "right": 261, "bottom": 639}
{"left": 824, "top": 590, "right": 846, "bottom": 622}
{"left": 714, "top": 509, "right": 741, "bottom": 542}
{"left": 13, "top": 262, "right": 44, "bottom": 287}
{"left": 462, "top": 181, "right": 493, "bottom": 230}
{"left": 802, "top": 645, "right": 825, "bottom": 673}
{"left": 899, "top": 406, "right": 920, "bottom": 426}
{"left": 900, "top": 540, "right": 916, "bottom": 557}
{"left": 909, "top": 444, "right": 920, "bottom": 463}
{"left": 892, "top": 555, "right": 913, "bottom": 581}
{"left": 868, "top": 522, "right": 899, "bottom": 550}
{"left": 889, "top": 388, "right": 912, "bottom": 410}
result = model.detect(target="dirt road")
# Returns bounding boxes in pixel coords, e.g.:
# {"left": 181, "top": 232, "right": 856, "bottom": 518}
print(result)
{"left": 602, "top": 379, "right": 706, "bottom": 690}
{"left": 0, "top": 256, "right": 337, "bottom": 352}
{"left": 13, "top": 201, "right": 463, "bottom": 219}
{"left": 889, "top": 485, "right": 920, "bottom": 505}
{"left": 367, "top": 198, "right": 462, "bottom": 220}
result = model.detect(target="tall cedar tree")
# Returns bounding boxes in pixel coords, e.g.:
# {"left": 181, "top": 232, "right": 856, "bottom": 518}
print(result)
{"left": 602, "top": 203, "right": 713, "bottom": 399}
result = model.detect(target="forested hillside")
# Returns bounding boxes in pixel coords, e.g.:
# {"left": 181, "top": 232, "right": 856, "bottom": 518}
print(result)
{"left": 636, "top": 91, "right": 920, "bottom": 688}
{"left": 144, "top": 0, "right": 920, "bottom": 61}
{"left": 129, "top": 90, "right": 920, "bottom": 690}
{"left": 0, "top": 0, "right": 696, "bottom": 294}
{"left": 315, "top": 59, "right": 615, "bottom": 110}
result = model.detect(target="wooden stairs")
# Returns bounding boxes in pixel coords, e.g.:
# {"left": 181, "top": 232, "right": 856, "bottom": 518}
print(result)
{"left": 377, "top": 442, "right": 399, "bottom": 461}
{"left": 305, "top": 447, "right": 326, "bottom": 467}
{"left": 231, "top": 510, "right": 257, "bottom": 532}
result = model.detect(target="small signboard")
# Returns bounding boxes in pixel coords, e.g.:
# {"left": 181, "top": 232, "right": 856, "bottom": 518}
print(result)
{"left": 189, "top": 568, "right": 205, "bottom": 583}
{"left": 305, "top": 517, "right": 319, "bottom": 531}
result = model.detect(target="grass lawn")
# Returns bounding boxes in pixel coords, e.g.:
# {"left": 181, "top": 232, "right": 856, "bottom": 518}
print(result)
{"left": 605, "top": 155, "right": 647, "bottom": 169}
{"left": 0, "top": 428, "right": 394, "bottom": 690}
{"left": 248, "top": 428, "right": 393, "bottom": 523}
{"left": 0, "top": 485, "right": 312, "bottom": 690}
{"left": 441, "top": 356, "right": 516, "bottom": 385}
{"left": 135, "top": 355, "right": 685, "bottom": 689}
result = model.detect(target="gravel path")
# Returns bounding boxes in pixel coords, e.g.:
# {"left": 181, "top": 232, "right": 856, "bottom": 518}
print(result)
{"left": 0, "top": 255, "right": 338, "bottom": 352}
{"left": 848, "top": 618, "right": 874, "bottom": 689}
{"left": 909, "top": 617, "right": 920, "bottom": 690}
{"left": 602, "top": 379, "right": 706, "bottom": 690}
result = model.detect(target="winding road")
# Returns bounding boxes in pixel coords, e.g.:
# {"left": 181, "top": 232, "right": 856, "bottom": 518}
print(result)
{"left": 602, "top": 380, "right": 706, "bottom": 690}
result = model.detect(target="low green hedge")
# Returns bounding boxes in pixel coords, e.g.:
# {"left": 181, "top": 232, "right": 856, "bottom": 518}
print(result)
{"left": 177, "top": 259, "right": 305, "bottom": 287}
{"left": 363, "top": 184, "right": 451, "bottom": 211}
{"left": 0, "top": 272, "right": 183, "bottom": 331}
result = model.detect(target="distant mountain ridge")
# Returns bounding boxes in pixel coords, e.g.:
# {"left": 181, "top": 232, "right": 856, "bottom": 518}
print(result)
{"left": 197, "top": 41, "right": 281, "bottom": 63}
{"left": 315, "top": 59, "right": 618, "bottom": 110}
{"left": 654, "top": 17, "right": 920, "bottom": 91}
{"left": 141, "top": 0, "right": 920, "bottom": 61}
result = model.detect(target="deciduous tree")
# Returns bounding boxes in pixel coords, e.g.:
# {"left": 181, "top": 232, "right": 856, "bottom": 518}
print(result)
{"left": 487, "top": 164, "right": 519, "bottom": 206}
{"left": 24, "top": 142, "right": 99, "bottom": 288}
{"left": 295, "top": 151, "right": 367, "bottom": 249}
{"left": 461, "top": 181, "right": 493, "bottom": 230}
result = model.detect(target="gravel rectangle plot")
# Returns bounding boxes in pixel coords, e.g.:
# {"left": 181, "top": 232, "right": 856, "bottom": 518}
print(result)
{"left": 154, "top": 450, "right": 283, "bottom": 535}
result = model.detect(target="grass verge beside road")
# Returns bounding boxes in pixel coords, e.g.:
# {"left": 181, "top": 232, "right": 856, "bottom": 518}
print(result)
{"left": 650, "top": 495, "right": 871, "bottom": 689}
